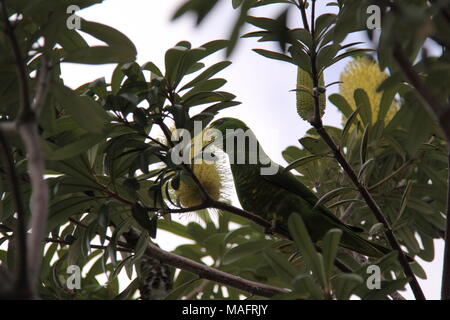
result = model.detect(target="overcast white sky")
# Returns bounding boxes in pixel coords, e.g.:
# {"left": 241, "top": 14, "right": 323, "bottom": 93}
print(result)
{"left": 60, "top": 0, "right": 443, "bottom": 300}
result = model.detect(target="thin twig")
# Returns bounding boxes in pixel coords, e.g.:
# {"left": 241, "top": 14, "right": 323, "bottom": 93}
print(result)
{"left": 297, "top": 0, "right": 310, "bottom": 32}
{"left": 43, "top": 237, "right": 133, "bottom": 253}
{"left": 393, "top": 45, "right": 450, "bottom": 142}
{"left": 369, "top": 159, "right": 414, "bottom": 191}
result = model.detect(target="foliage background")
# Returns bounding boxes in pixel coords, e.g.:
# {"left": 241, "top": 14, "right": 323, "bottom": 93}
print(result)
{"left": 0, "top": 0, "right": 448, "bottom": 300}
{"left": 61, "top": 0, "right": 443, "bottom": 299}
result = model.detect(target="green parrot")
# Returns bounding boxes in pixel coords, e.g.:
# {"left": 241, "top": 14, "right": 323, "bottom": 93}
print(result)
{"left": 208, "top": 117, "right": 393, "bottom": 259}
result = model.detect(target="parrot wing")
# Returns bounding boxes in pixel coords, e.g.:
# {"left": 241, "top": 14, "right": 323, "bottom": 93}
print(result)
{"left": 261, "top": 166, "right": 354, "bottom": 230}
{"left": 261, "top": 166, "right": 407, "bottom": 259}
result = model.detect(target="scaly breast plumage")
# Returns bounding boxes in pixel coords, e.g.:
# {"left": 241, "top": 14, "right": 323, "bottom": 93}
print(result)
{"left": 231, "top": 164, "right": 293, "bottom": 220}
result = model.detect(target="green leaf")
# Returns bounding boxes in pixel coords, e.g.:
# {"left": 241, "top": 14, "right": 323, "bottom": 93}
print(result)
{"left": 232, "top": 0, "right": 244, "bottom": 9}
{"left": 79, "top": 19, "right": 137, "bottom": 55}
{"left": 263, "top": 249, "right": 299, "bottom": 286}
{"left": 172, "top": 0, "right": 220, "bottom": 25}
{"left": 252, "top": 48, "right": 293, "bottom": 64}
{"left": 402, "top": 94, "right": 434, "bottom": 156}
{"left": 362, "top": 278, "right": 409, "bottom": 300}
{"left": 180, "top": 61, "right": 231, "bottom": 91}
{"left": 291, "top": 28, "right": 313, "bottom": 49}
{"left": 360, "top": 125, "right": 370, "bottom": 165}
{"left": 342, "top": 106, "right": 361, "bottom": 138}
{"left": 114, "top": 277, "right": 141, "bottom": 300}
{"left": 182, "top": 79, "right": 227, "bottom": 100}
{"left": 223, "top": 226, "right": 254, "bottom": 244}
{"left": 246, "top": 16, "right": 279, "bottom": 31}
{"left": 329, "top": 93, "right": 353, "bottom": 118}
{"left": 98, "top": 203, "right": 110, "bottom": 245}
{"left": 165, "top": 278, "right": 201, "bottom": 300}
{"left": 111, "top": 64, "right": 125, "bottom": 94}
{"left": 47, "top": 196, "right": 95, "bottom": 231}
{"left": 378, "top": 87, "right": 397, "bottom": 122}
{"left": 358, "top": 158, "right": 374, "bottom": 179}
{"left": 289, "top": 46, "right": 311, "bottom": 73}
{"left": 299, "top": 136, "right": 329, "bottom": 155}
{"left": 142, "top": 61, "right": 163, "bottom": 77}
{"left": 164, "top": 46, "right": 189, "bottom": 86}
{"left": 284, "top": 155, "right": 322, "bottom": 173}
{"left": 292, "top": 274, "right": 324, "bottom": 299}
{"left": 397, "top": 180, "right": 414, "bottom": 223}
{"left": 131, "top": 203, "right": 157, "bottom": 236}
{"left": 328, "top": 198, "right": 365, "bottom": 209}
{"left": 333, "top": 274, "right": 363, "bottom": 300}
{"left": 314, "top": 14, "right": 337, "bottom": 39}
{"left": 52, "top": 82, "right": 107, "bottom": 133}
{"left": 331, "top": 48, "right": 373, "bottom": 65}
{"left": 353, "top": 88, "right": 372, "bottom": 126}
{"left": 322, "top": 229, "right": 342, "bottom": 280}
{"left": 316, "top": 44, "right": 340, "bottom": 71}
{"left": 411, "top": 261, "right": 427, "bottom": 280}
{"left": 222, "top": 240, "right": 272, "bottom": 265}
{"left": 46, "top": 133, "right": 105, "bottom": 160}
{"left": 184, "top": 91, "right": 235, "bottom": 107}
{"left": 314, "top": 187, "right": 355, "bottom": 209}
{"left": 198, "top": 39, "right": 229, "bottom": 58}
{"left": 64, "top": 45, "right": 136, "bottom": 64}
{"left": 288, "top": 214, "right": 326, "bottom": 288}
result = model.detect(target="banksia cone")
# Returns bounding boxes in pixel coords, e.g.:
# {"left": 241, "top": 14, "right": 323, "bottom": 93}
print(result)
{"left": 176, "top": 162, "right": 224, "bottom": 208}
{"left": 170, "top": 127, "right": 229, "bottom": 212}
{"left": 296, "top": 67, "right": 325, "bottom": 122}
{"left": 339, "top": 57, "right": 398, "bottom": 122}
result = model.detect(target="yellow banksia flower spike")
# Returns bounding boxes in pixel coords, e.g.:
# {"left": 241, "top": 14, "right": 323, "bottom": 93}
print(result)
{"left": 176, "top": 162, "right": 223, "bottom": 208}
{"left": 168, "top": 126, "right": 230, "bottom": 221}
{"left": 339, "top": 57, "right": 398, "bottom": 122}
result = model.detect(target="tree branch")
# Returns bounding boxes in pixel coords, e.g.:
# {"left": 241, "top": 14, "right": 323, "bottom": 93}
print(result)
{"left": 0, "top": 130, "right": 30, "bottom": 297}
{"left": 392, "top": 44, "right": 450, "bottom": 301}
{"left": 122, "top": 229, "right": 288, "bottom": 298}
{"left": 312, "top": 125, "right": 425, "bottom": 300}
{"left": 297, "top": 3, "right": 426, "bottom": 300}
{"left": 20, "top": 123, "right": 48, "bottom": 291}
{"left": 1, "top": 1, "right": 52, "bottom": 297}
{"left": 72, "top": 218, "right": 287, "bottom": 298}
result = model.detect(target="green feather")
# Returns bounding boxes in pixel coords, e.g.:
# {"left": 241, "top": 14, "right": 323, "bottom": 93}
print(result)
{"left": 209, "top": 117, "right": 395, "bottom": 259}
